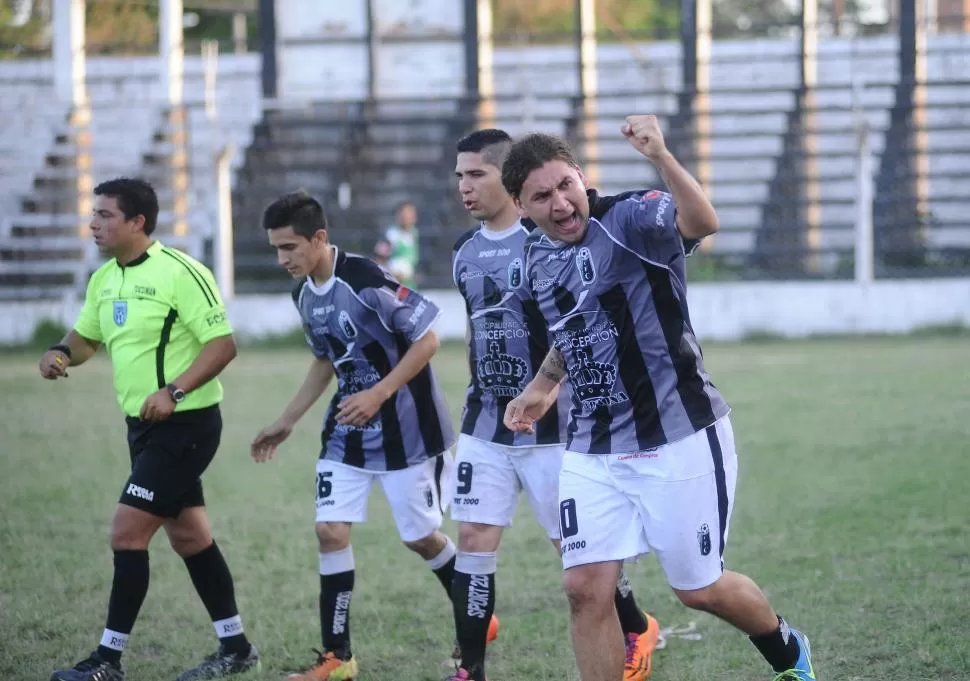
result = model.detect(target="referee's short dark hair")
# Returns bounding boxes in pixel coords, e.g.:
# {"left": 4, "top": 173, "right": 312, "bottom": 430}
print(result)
{"left": 502, "top": 133, "right": 581, "bottom": 198}
{"left": 456, "top": 129, "right": 513, "bottom": 169}
{"left": 262, "top": 191, "right": 328, "bottom": 239}
{"left": 94, "top": 177, "right": 160, "bottom": 236}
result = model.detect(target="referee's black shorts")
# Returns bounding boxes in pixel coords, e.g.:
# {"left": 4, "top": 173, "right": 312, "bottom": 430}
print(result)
{"left": 120, "top": 405, "right": 222, "bottom": 518}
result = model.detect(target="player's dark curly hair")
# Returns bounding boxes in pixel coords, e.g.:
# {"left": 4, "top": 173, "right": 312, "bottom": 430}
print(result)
{"left": 456, "top": 128, "right": 513, "bottom": 169}
{"left": 501, "top": 133, "right": 580, "bottom": 198}
{"left": 262, "top": 190, "right": 328, "bottom": 239}
{"left": 94, "top": 177, "right": 159, "bottom": 236}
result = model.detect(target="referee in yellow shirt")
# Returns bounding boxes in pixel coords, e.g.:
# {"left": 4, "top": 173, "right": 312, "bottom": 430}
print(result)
{"left": 38, "top": 178, "right": 259, "bottom": 681}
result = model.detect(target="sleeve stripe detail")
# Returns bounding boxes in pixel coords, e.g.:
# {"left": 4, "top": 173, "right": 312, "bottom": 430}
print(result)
{"left": 155, "top": 308, "right": 179, "bottom": 389}
{"left": 351, "top": 283, "right": 393, "bottom": 333}
{"left": 588, "top": 217, "right": 671, "bottom": 271}
{"left": 452, "top": 235, "right": 476, "bottom": 287}
{"left": 161, "top": 249, "right": 216, "bottom": 307}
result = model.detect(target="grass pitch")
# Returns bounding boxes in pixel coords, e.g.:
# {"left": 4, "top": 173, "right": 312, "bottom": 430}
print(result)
{"left": 1, "top": 337, "right": 968, "bottom": 680}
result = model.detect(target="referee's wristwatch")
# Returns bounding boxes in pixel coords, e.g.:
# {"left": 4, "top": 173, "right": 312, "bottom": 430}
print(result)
{"left": 166, "top": 383, "right": 186, "bottom": 403}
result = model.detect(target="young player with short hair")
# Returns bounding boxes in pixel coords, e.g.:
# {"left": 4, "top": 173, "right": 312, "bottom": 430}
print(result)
{"left": 252, "top": 191, "right": 491, "bottom": 681}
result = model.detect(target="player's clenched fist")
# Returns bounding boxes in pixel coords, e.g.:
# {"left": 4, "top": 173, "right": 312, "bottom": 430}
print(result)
{"left": 503, "top": 386, "right": 556, "bottom": 435}
{"left": 622, "top": 114, "right": 669, "bottom": 162}
{"left": 39, "top": 349, "right": 69, "bottom": 379}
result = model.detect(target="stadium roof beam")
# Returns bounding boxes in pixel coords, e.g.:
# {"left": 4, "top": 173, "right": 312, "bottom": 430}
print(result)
{"left": 800, "top": 0, "right": 821, "bottom": 272}
{"left": 872, "top": 0, "right": 929, "bottom": 269}
{"left": 258, "top": 0, "right": 277, "bottom": 98}
{"left": 751, "top": 0, "right": 823, "bottom": 275}
{"left": 464, "top": 0, "right": 495, "bottom": 126}
{"left": 52, "top": 0, "right": 92, "bottom": 239}
{"left": 52, "top": 0, "right": 86, "bottom": 107}
{"left": 160, "top": 0, "right": 190, "bottom": 237}
{"left": 574, "top": 0, "right": 600, "bottom": 186}
{"left": 364, "top": 0, "right": 377, "bottom": 101}
{"left": 160, "top": 0, "right": 184, "bottom": 107}
{"left": 673, "top": 0, "right": 712, "bottom": 194}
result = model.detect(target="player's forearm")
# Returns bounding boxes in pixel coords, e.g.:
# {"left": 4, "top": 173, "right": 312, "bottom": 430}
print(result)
{"left": 55, "top": 329, "right": 100, "bottom": 366}
{"left": 373, "top": 330, "right": 439, "bottom": 402}
{"left": 651, "top": 150, "right": 719, "bottom": 239}
{"left": 529, "top": 348, "right": 567, "bottom": 394}
{"left": 541, "top": 382, "right": 562, "bottom": 411}
{"left": 281, "top": 357, "right": 335, "bottom": 425}
{"left": 170, "top": 334, "right": 238, "bottom": 393}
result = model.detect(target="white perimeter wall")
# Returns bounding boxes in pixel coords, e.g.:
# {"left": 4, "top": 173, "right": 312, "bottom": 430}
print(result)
{"left": 3, "top": 280, "right": 969, "bottom": 346}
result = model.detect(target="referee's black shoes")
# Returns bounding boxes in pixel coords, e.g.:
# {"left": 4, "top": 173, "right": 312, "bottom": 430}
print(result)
{"left": 50, "top": 651, "right": 124, "bottom": 681}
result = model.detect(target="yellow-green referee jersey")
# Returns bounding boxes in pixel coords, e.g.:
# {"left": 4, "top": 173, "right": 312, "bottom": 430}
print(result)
{"left": 74, "top": 241, "right": 233, "bottom": 418}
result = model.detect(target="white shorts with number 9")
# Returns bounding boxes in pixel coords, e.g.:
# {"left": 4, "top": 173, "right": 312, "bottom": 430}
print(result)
{"left": 558, "top": 416, "right": 739, "bottom": 591}
{"left": 449, "top": 434, "right": 563, "bottom": 539}
{"left": 314, "top": 454, "right": 453, "bottom": 542}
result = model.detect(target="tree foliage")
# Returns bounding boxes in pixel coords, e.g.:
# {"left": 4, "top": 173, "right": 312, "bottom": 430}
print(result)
{"left": 493, "top": 0, "right": 680, "bottom": 40}
{"left": 84, "top": 0, "right": 156, "bottom": 54}
{"left": 0, "top": 0, "right": 48, "bottom": 57}
{"left": 491, "top": 0, "right": 869, "bottom": 41}
{"left": 0, "top": 0, "right": 875, "bottom": 62}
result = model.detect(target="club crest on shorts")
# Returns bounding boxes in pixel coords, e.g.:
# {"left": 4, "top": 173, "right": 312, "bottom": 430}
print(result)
{"left": 575, "top": 247, "right": 595, "bottom": 285}
{"left": 338, "top": 310, "right": 357, "bottom": 339}
{"left": 113, "top": 300, "right": 128, "bottom": 326}
{"left": 424, "top": 485, "right": 434, "bottom": 509}
{"left": 697, "top": 523, "right": 712, "bottom": 556}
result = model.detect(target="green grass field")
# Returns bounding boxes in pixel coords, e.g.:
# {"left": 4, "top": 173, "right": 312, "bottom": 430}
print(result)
{"left": 2, "top": 337, "right": 969, "bottom": 681}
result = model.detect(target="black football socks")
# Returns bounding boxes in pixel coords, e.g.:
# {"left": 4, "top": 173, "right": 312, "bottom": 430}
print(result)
{"left": 96, "top": 550, "right": 150, "bottom": 664}
{"left": 319, "top": 546, "right": 356, "bottom": 661}
{"left": 183, "top": 542, "right": 252, "bottom": 656}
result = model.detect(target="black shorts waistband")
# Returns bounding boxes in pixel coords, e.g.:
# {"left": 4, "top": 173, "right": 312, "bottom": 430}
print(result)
{"left": 126, "top": 404, "right": 221, "bottom": 431}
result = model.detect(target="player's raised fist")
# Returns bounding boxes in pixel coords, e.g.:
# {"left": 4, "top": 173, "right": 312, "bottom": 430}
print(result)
{"left": 622, "top": 114, "right": 668, "bottom": 161}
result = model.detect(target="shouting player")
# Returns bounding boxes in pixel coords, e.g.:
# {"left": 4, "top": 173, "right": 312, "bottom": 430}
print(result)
{"left": 252, "top": 192, "right": 469, "bottom": 680}
{"left": 502, "top": 118, "right": 817, "bottom": 681}
{"left": 449, "top": 129, "right": 661, "bottom": 681}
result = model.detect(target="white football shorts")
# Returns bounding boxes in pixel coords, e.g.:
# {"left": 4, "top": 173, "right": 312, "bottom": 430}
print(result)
{"left": 449, "top": 433, "right": 563, "bottom": 539}
{"left": 314, "top": 453, "right": 454, "bottom": 542}
{"left": 558, "top": 416, "right": 739, "bottom": 591}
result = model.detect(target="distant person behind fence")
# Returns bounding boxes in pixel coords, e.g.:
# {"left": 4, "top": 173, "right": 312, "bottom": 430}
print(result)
{"left": 385, "top": 200, "right": 420, "bottom": 287}
{"left": 372, "top": 237, "right": 393, "bottom": 274}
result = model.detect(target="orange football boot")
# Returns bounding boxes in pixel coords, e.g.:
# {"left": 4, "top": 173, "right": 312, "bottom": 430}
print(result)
{"left": 624, "top": 613, "right": 661, "bottom": 681}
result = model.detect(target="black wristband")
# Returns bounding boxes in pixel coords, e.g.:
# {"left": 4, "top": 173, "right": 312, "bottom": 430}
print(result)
{"left": 49, "top": 343, "right": 72, "bottom": 360}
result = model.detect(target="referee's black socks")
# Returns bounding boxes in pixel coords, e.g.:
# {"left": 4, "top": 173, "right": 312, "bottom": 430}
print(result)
{"left": 183, "top": 541, "right": 251, "bottom": 657}
{"left": 96, "top": 549, "right": 151, "bottom": 664}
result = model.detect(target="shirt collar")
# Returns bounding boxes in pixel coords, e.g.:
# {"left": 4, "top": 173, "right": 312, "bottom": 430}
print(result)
{"left": 118, "top": 240, "right": 162, "bottom": 268}
{"left": 305, "top": 245, "right": 340, "bottom": 295}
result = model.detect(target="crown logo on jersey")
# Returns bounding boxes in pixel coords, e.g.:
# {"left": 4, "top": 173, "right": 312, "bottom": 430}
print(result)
{"left": 507, "top": 257, "right": 523, "bottom": 289}
{"left": 570, "top": 348, "right": 617, "bottom": 404}
{"left": 575, "top": 247, "right": 596, "bottom": 285}
{"left": 477, "top": 341, "right": 529, "bottom": 397}
{"left": 338, "top": 310, "right": 357, "bottom": 339}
